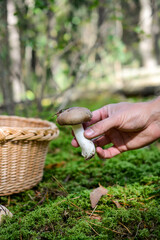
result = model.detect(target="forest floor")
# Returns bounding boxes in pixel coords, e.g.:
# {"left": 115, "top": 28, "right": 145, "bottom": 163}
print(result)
{"left": 0, "top": 93, "right": 160, "bottom": 240}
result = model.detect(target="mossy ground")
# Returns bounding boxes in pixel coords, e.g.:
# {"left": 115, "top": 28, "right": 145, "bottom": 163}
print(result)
{"left": 0, "top": 94, "right": 160, "bottom": 240}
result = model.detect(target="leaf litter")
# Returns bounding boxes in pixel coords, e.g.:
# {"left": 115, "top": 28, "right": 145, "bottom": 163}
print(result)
{"left": 90, "top": 184, "right": 108, "bottom": 208}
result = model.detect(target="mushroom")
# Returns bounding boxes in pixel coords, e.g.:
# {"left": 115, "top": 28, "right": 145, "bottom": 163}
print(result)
{"left": 57, "top": 107, "right": 95, "bottom": 160}
{"left": 0, "top": 205, "right": 13, "bottom": 224}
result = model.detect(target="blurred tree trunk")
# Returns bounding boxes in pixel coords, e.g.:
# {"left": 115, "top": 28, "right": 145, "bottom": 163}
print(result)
{"left": 7, "top": 0, "right": 25, "bottom": 102}
{"left": 152, "top": 0, "right": 160, "bottom": 65}
{"left": 36, "top": 8, "right": 52, "bottom": 111}
{"left": 97, "top": 0, "right": 106, "bottom": 43}
{"left": 139, "top": 0, "right": 157, "bottom": 67}
{"left": 0, "top": 0, "right": 14, "bottom": 114}
{"left": 114, "top": 1, "right": 123, "bottom": 88}
{"left": 96, "top": 0, "right": 106, "bottom": 61}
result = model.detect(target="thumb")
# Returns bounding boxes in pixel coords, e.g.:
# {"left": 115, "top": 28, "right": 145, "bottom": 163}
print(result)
{"left": 84, "top": 117, "right": 118, "bottom": 139}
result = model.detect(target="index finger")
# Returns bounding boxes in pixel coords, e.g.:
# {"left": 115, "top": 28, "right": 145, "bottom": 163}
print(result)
{"left": 84, "top": 106, "right": 108, "bottom": 128}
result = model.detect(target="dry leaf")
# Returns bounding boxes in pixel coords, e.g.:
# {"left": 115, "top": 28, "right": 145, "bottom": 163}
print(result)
{"left": 45, "top": 161, "right": 66, "bottom": 169}
{"left": 90, "top": 184, "right": 108, "bottom": 208}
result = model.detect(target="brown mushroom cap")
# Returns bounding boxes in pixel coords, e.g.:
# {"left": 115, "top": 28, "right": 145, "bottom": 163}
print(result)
{"left": 57, "top": 107, "right": 92, "bottom": 125}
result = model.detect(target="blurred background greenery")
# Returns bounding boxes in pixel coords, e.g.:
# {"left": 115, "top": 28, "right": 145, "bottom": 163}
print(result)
{"left": 0, "top": 0, "right": 160, "bottom": 115}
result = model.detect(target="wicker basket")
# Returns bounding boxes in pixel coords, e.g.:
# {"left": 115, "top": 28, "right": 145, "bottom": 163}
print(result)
{"left": 0, "top": 116, "right": 59, "bottom": 196}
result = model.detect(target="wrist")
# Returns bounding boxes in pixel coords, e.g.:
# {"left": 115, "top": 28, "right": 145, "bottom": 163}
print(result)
{"left": 149, "top": 96, "right": 160, "bottom": 137}
{"left": 150, "top": 97, "right": 160, "bottom": 115}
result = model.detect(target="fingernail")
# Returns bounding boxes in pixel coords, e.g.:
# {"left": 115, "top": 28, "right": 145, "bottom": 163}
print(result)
{"left": 85, "top": 128, "right": 94, "bottom": 137}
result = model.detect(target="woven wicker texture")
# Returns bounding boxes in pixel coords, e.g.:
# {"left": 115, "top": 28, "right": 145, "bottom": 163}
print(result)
{"left": 0, "top": 116, "right": 59, "bottom": 196}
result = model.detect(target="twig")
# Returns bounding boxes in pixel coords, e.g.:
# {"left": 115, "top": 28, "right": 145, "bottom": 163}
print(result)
{"left": 134, "top": 221, "right": 142, "bottom": 238}
{"left": 52, "top": 176, "right": 68, "bottom": 195}
{"left": 118, "top": 221, "right": 132, "bottom": 235}
{"left": 90, "top": 205, "right": 97, "bottom": 217}
{"left": 26, "top": 190, "right": 48, "bottom": 212}
{"left": 87, "top": 221, "right": 127, "bottom": 235}
{"left": 87, "top": 210, "right": 104, "bottom": 213}
{"left": 86, "top": 221, "right": 99, "bottom": 236}
{"left": 54, "top": 41, "right": 100, "bottom": 110}
{"left": 55, "top": 41, "right": 77, "bottom": 59}
{"left": 112, "top": 200, "right": 122, "bottom": 208}
{"left": 69, "top": 201, "right": 83, "bottom": 211}
{"left": 64, "top": 174, "right": 70, "bottom": 182}
{"left": 38, "top": 190, "right": 48, "bottom": 205}
{"left": 8, "top": 196, "right": 11, "bottom": 206}
{"left": 28, "top": 193, "right": 34, "bottom": 201}
{"left": 146, "top": 194, "right": 160, "bottom": 200}
{"left": 86, "top": 212, "right": 100, "bottom": 218}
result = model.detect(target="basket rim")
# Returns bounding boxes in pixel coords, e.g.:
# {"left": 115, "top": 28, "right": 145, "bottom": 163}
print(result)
{"left": 0, "top": 115, "right": 55, "bottom": 128}
{"left": 0, "top": 115, "right": 59, "bottom": 141}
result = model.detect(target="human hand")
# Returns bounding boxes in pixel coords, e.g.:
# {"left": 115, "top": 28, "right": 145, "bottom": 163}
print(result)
{"left": 71, "top": 98, "right": 160, "bottom": 159}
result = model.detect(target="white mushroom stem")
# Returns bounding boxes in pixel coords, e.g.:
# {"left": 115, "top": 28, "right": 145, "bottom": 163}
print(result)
{"left": 72, "top": 124, "right": 95, "bottom": 160}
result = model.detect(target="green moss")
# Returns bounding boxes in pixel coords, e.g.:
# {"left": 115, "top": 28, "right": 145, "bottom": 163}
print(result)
{"left": 0, "top": 95, "right": 160, "bottom": 239}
